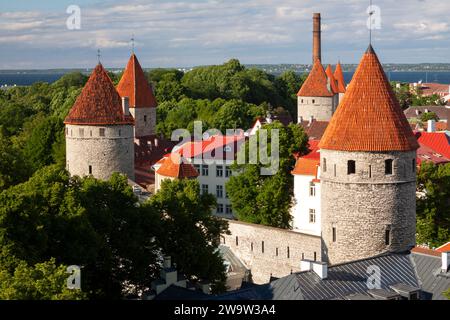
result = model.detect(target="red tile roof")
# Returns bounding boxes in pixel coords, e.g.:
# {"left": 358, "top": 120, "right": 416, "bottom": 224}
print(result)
{"left": 292, "top": 140, "right": 320, "bottom": 176}
{"left": 416, "top": 131, "right": 450, "bottom": 159}
{"left": 174, "top": 134, "right": 245, "bottom": 161}
{"left": 297, "top": 59, "right": 334, "bottom": 97}
{"left": 411, "top": 246, "right": 442, "bottom": 257}
{"left": 334, "top": 62, "right": 346, "bottom": 93}
{"left": 117, "top": 54, "right": 157, "bottom": 108}
{"left": 325, "top": 65, "right": 339, "bottom": 94}
{"left": 299, "top": 120, "right": 329, "bottom": 140}
{"left": 416, "top": 141, "right": 450, "bottom": 165}
{"left": 156, "top": 154, "right": 199, "bottom": 178}
{"left": 64, "top": 64, "right": 134, "bottom": 125}
{"left": 436, "top": 242, "right": 450, "bottom": 253}
{"left": 319, "top": 45, "right": 419, "bottom": 152}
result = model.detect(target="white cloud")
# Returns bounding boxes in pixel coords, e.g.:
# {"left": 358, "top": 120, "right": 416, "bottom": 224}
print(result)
{"left": 2, "top": 0, "right": 450, "bottom": 68}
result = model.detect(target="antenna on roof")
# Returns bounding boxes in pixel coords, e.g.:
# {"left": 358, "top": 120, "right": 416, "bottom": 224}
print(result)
{"left": 97, "top": 49, "right": 101, "bottom": 64}
{"left": 131, "top": 34, "right": 135, "bottom": 54}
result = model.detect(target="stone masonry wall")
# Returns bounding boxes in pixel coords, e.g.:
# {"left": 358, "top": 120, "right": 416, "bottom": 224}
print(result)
{"left": 222, "top": 220, "right": 322, "bottom": 284}
{"left": 66, "top": 124, "right": 135, "bottom": 181}
{"left": 320, "top": 149, "right": 417, "bottom": 265}
{"left": 130, "top": 107, "right": 156, "bottom": 138}
{"left": 297, "top": 96, "right": 337, "bottom": 122}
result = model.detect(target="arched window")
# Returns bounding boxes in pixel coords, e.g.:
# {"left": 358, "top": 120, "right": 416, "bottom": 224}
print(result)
{"left": 347, "top": 160, "right": 356, "bottom": 175}
{"left": 385, "top": 159, "right": 393, "bottom": 175}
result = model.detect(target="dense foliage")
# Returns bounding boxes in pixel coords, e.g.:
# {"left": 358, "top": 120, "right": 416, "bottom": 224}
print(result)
{"left": 0, "top": 166, "right": 228, "bottom": 298}
{"left": 149, "top": 59, "right": 306, "bottom": 137}
{"left": 226, "top": 122, "right": 309, "bottom": 228}
{"left": 416, "top": 162, "right": 450, "bottom": 248}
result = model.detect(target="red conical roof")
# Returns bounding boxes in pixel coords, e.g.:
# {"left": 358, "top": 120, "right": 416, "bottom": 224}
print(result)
{"left": 319, "top": 45, "right": 419, "bottom": 152}
{"left": 117, "top": 54, "right": 157, "bottom": 108}
{"left": 334, "top": 62, "right": 346, "bottom": 93}
{"left": 297, "top": 59, "right": 334, "bottom": 97}
{"left": 64, "top": 64, "right": 134, "bottom": 125}
{"left": 325, "top": 65, "right": 339, "bottom": 94}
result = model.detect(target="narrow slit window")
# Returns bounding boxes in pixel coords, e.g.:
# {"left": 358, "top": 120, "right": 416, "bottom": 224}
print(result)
{"left": 332, "top": 227, "right": 336, "bottom": 242}
{"left": 347, "top": 160, "right": 356, "bottom": 175}
{"left": 88, "top": 165, "right": 92, "bottom": 175}
{"left": 385, "top": 159, "right": 393, "bottom": 175}
{"left": 385, "top": 230, "right": 390, "bottom": 245}
{"left": 235, "top": 236, "right": 239, "bottom": 246}
{"left": 323, "top": 158, "right": 327, "bottom": 172}
{"left": 287, "top": 246, "right": 290, "bottom": 259}
{"left": 412, "top": 159, "right": 416, "bottom": 172}
{"left": 261, "top": 241, "right": 265, "bottom": 253}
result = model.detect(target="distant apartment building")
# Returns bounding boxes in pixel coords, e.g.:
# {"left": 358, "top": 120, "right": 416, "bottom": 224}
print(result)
{"left": 153, "top": 134, "right": 245, "bottom": 219}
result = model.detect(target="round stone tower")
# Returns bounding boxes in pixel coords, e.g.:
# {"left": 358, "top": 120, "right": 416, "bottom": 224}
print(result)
{"left": 319, "top": 45, "right": 419, "bottom": 265}
{"left": 117, "top": 53, "right": 157, "bottom": 138}
{"left": 64, "top": 64, "right": 135, "bottom": 181}
{"left": 297, "top": 59, "right": 339, "bottom": 123}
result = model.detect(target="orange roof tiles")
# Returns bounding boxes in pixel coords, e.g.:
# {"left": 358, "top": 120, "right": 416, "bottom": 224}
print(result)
{"left": 436, "top": 242, "right": 450, "bottom": 253}
{"left": 416, "top": 131, "right": 450, "bottom": 158}
{"left": 292, "top": 140, "right": 320, "bottom": 176}
{"left": 319, "top": 45, "right": 419, "bottom": 152}
{"left": 64, "top": 64, "right": 134, "bottom": 125}
{"left": 117, "top": 54, "right": 157, "bottom": 108}
{"left": 156, "top": 154, "right": 199, "bottom": 179}
{"left": 411, "top": 246, "right": 442, "bottom": 257}
{"left": 334, "top": 62, "right": 346, "bottom": 93}
{"left": 298, "top": 59, "right": 334, "bottom": 97}
{"left": 325, "top": 65, "right": 339, "bottom": 94}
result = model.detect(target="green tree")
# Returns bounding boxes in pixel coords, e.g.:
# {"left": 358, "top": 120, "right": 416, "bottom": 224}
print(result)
{"left": 0, "top": 166, "right": 161, "bottom": 299}
{"left": 0, "top": 257, "right": 87, "bottom": 300}
{"left": 226, "top": 122, "right": 309, "bottom": 228}
{"left": 148, "top": 179, "right": 229, "bottom": 293}
{"left": 20, "top": 115, "right": 65, "bottom": 172}
{"left": 416, "top": 162, "right": 450, "bottom": 247}
{"left": 0, "top": 132, "right": 30, "bottom": 190}
{"left": 420, "top": 112, "right": 439, "bottom": 122}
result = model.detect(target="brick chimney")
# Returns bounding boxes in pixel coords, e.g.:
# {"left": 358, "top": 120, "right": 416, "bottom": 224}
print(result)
{"left": 313, "top": 13, "right": 321, "bottom": 64}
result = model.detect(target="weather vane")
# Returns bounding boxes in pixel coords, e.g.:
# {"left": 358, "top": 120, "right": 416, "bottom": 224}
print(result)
{"left": 131, "top": 34, "right": 135, "bottom": 54}
{"left": 97, "top": 49, "right": 101, "bottom": 63}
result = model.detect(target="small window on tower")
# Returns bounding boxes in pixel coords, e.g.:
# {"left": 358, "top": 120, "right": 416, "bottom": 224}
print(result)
{"left": 79, "top": 128, "right": 84, "bottom": 137}
{"left": 144, "top": 115, "right": 147, "bottom": 122}
{"left": 88, "top": 165, "right": 92, "bottom": 175}
{"left": 323, "top": 158, "right": 327, "bottom": 172}
{"left": 412, "top": 159, "right": 416, "bottom": 172}
{"left": 385, "top": 159, "right": 393, "bottom": 175}
{"left": 119, "top": 129, "right": 121, "bottom": 136}
{"left": 347, "top": 160, "right": 356, "bottom": 175}
{"left": 261, "top": 241, "right": 265, "bottom": 253}
{"left": 236, "top": 236, "right": 239, "bottom": 246}
{"left": 99, "top": 128, "right": 105, "bottom": 137}
{"left": 385, "top": 229, "right": 390, "bottom": 245}
{"left": 332, "top": 227, "right": 336, "bottom": 242}
{"left": 312, "top": 99, "right": 316, "bottom": 104}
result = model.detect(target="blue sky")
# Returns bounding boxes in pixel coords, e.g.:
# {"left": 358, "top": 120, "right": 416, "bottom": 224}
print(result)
{"left": 1, "top": 0, "right": 450, "bottom": 69}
